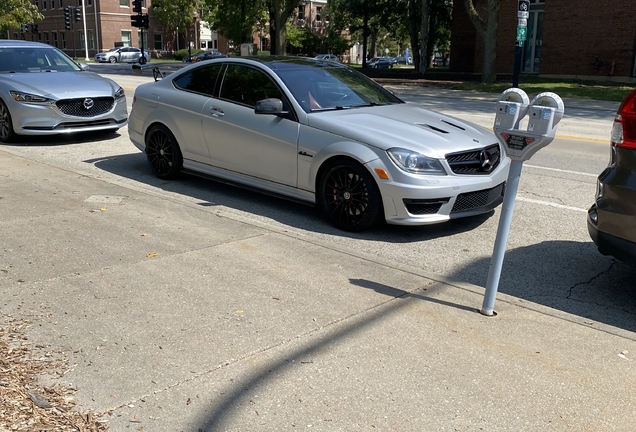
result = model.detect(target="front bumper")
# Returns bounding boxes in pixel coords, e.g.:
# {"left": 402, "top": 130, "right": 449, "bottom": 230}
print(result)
{"left": 10, "top": 97, "right": 128, "bottom": 135}
{"left": 367, "top": 155, "right": 511, "bottom": 226}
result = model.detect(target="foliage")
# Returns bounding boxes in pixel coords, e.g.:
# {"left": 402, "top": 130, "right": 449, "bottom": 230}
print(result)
{"left": 201, "top": 0, "right": 268, "bottom": 44}
{"left": 323, "top": 28, "right": 350, "bottom": 55}
{"left": 152, "top": 0, "right": 197, "bottom": 37}
{"left": 174, "top": 48, "right": 203, "bottom": 60}
{"left": 286, "top": 23, "right": 320, "bottom": 53}
{"left": 0, "top": 0, "right": 43, "bottom": 32}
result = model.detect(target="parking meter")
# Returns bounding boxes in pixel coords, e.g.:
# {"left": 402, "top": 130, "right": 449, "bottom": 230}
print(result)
{"left": 495, "top": 87, "right": 529, "bottom": 130}
{"left": 481, "top": 89, "right": 565, "bottom": 316}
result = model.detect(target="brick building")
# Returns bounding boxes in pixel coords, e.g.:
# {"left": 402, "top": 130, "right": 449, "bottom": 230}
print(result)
{"left": 6, "top": 0, "right": 229, "bottom": 60}
{"left": 451, "top": 0, "right": 636, "bottom": 82}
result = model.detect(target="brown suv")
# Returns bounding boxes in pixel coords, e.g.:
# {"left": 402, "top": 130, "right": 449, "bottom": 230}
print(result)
{"left": 587, "top": 89, "right": 636, "bottom": 264}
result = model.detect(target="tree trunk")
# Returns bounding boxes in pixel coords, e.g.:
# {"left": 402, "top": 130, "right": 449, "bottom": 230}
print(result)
{"left": 408, "top": 0, "right": 419, "bottom": 72}
{"left": 463, "top": 0, "right": 500, "bottom": 84}
{"left": 419, "top": 0, "right": 429, "bottom": 75}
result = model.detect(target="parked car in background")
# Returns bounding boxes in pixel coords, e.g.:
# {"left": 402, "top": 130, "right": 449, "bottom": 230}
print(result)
{"left": 182, "top": 50, "right": 228, "bottom": 63}
{"left": 394, "top": 56, "right": 413, "bottom": 65}
{"left": 94, "top": 47, "right": 149, "bottom": 64}
{"left": 129, "top": 56, "right": 509, "bottom": 232}
{"left": 314, "top": 54, "right": 339, "bottom": 62}
{"left": 0, "top": 40, "right": 128, "bottom": 142}
{"left": 367, "top": 57, "right": 394, "bottom": 69}
{"left": 587, "top": 88, "right": 636, "bottom": 264}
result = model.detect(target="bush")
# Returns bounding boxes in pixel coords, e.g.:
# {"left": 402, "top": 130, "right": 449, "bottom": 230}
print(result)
{"left": 174, "top": 48, "right": 203, "bottom": 61}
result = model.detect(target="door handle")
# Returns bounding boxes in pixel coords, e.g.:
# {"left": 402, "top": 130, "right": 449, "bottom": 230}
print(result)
{"left": 210, "top": 106, "right": 224, "bottom": 118}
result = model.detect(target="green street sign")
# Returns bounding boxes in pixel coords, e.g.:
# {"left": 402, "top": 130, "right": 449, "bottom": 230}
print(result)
{"left": 516, "top": 26, "right": 528, "bottom": 41}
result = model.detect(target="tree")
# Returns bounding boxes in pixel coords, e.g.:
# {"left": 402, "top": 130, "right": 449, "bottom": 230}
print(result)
{"left": 0, "top": 0, "right": 43, "bottom": 32}
{"left": 152, "top": 0, "right": 197, "bottom": 50}
{"left": 463, "top": 0, "right": 500, "bottom": 84}
{"left": 201, "top": 0, "right": 268, "bottom": 46}
{"left": 267, "top": 0, "right": 300, "bottom": 55}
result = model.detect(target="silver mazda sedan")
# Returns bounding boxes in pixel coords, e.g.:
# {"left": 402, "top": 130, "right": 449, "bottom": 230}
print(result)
{"left": 0, "top": 40, "right": 128, "bottom": 142}
{"left": 129, "top": 57, "right": 510, "bottom": 231}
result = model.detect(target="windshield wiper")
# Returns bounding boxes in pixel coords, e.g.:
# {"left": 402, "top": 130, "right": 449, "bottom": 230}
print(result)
{"left": 350, "top": 102, "right": 389, "bottom": 108}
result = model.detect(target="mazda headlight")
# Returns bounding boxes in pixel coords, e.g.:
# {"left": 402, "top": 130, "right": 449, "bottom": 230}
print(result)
{"left": 387, "top": 148, "right": 446, "bottom": 175}
{"left": 10, "top": 91, "right": 53, "bottom": 104}
{"left": 114, "top": 87, "right": 125, "bottom": 100}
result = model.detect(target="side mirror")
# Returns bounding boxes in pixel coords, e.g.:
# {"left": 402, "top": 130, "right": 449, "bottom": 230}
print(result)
{"left": 254, "top": 98, "right": 288, "bottom": 115}
{"left": 78, "top": 62, "right": 90, "bottom": 71}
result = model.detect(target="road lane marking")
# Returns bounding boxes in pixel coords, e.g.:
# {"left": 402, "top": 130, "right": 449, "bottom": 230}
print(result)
{"left": 516, "top": 196, "right": 588, "bottom": 212}
{"left": 524, "top": 164, "right": 599, "bottom": 177}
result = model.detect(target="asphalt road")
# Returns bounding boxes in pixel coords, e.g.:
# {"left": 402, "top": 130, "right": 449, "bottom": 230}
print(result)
{"left": 2, "top": 68, "right": 634, "bottom": 336}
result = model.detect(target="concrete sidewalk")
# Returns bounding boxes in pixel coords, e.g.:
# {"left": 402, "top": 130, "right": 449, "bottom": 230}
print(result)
{"left": 2, "top": 148, "right": 636, "bottom": 431}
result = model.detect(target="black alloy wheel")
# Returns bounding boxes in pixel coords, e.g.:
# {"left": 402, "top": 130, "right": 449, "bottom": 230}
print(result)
{"left": 145, "top": 125, "right": 183, "bottom": 179}
{"left": 318, "top": 159, "right": 383, "bottom": 232}
{"left": 0, "top": 100, "right": 16, "bottom": 143}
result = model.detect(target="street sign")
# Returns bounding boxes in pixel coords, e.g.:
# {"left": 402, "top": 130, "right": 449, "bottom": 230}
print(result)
{"left": 518, "top": 18, "right": 528, "bottom": 27}
{"left": 518, "top": 0, "right": 530, "bottom": 12}
{"left": 516, "top": 26, "right": 527, "bottom": 41}
{"left": 518, "top": 11, "right": 529, "bottom": 19}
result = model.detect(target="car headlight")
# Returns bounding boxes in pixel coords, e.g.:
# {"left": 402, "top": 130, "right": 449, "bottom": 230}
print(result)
{"left": 387, "top": 148, "right": 446, "bottom": 175}
{"left": 114, "top": 87, "right": 125, "bottom": 100}
{"left": 10, "top": 91, "right": 53, "bottom": 104}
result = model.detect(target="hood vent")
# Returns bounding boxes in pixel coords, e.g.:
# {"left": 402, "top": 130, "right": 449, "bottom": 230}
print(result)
{"left": 441, "top": 119, "right": 466, "bottom": 131}
{"left": 416, "top": 123, "right": 449, "bottom": 134}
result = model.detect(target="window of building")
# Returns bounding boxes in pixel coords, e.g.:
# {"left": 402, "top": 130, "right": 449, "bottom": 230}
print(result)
{"left": 79, "top": 30, "right": 94, "bottom": 49}
{"left": 316, "top": 6, "right": 322, "bottom": 21}
{"left": 87, "top": 0, "right": 92, "bottom": 6}
{"left": 60, "top": 32, "right": 66, "bottom": 49}
{"left": 137, "top": 30, "right": 147, "bottom": 49}
{"left": 120, "top": 0, "right": 129, "bottom": 6}
{"left": 42, "top": 0, "right": 47, "bottom": 9}
{"left": 33, "top": 0, "right": 39, "bottom": 9}
{"left": 153, "top": 33, "right": 162, "bottom": 50}
{"left": 141, "top": 0, "right": 146, "bottom": 7}
{"left": 51, "top": 0, "right": 55, "bottom": 8}
{"left": 44, "top": 32, "right": 49, "bottom": 44}
{"left": 298, "top": 5, "right": 305, "bottom": 21}
{"left": 52, "top": 32, "right": 58, "bottom": 47}
{"left": 121, "top": 31, "right": 131, "bottom": 47}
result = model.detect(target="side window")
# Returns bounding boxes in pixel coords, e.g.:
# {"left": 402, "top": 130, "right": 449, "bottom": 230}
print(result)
{"left": 220, "top": 64, "right": 284, "bottom": 108}
{"left": 173, "top": 64, "right": 222, "bottom": 96}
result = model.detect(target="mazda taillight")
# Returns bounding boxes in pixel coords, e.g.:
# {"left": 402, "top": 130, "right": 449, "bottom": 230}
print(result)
{"left": 611, "top": 89, "right": 636, "bottom": 149}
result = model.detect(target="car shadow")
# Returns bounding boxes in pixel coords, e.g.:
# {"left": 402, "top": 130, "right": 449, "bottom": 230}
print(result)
{"left": 84, "top": 152, "right": 495, "bottom": 243}
{"left": 4, "top": 130, "right": 122, "bottom": 146}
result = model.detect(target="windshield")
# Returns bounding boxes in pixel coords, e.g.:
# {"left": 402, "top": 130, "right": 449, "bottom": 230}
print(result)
{"left": 277, "top": 64, "right": 402, "bottom": 113}
{"left": 0, "top": 47, "right": 82, "bottom": 73}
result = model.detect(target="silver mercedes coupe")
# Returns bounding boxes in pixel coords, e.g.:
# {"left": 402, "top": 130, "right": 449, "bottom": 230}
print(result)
{"left": 0, "top": 40, "right": 128, "bottom": 142}
{"left": 129, "top": 57, "right": 510, "bottom": 231}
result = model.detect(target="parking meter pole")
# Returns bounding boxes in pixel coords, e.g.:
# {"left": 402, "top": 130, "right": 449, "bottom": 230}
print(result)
{"left": 512, "top": 44, "right": 522, "bottom": 88}
{"left": 480, "top": 159, "right": 523, "bottom": 316}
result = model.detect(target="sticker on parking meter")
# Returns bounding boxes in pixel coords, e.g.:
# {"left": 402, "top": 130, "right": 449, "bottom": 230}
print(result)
{"left": 542, "top": 110, "right": 552, "bottom": 120}
{"left": 501, "top": 133, "right": 528, "bottom": 150}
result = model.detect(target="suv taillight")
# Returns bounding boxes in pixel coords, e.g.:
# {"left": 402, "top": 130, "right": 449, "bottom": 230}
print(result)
{"left": 612, "top": 89, "right": 636, "bottom": 149}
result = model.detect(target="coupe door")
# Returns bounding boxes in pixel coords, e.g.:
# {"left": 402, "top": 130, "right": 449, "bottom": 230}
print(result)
{"left": 201, "top": 64, "right": 300, "bottom": 187}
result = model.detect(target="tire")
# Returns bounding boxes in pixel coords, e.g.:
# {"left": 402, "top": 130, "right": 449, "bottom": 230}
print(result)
{"left": 145, "top": 124, "right": 183, "bottom": 179}
{"left": 139, "top": 56, "right": 147, "bottom": 65}
{"left": 0, "top": 99, "right": 16, "bottom": 143}
{"left": 109, "top": 56, "right": 117, "bottom": 64}
{"left": 317, "top": 159, "right": 384, "bottom": 232}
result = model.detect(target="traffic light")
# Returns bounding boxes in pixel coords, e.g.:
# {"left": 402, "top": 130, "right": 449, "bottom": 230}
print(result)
{"left": 130, "top": 15, "right": 143, "bottom": 28}
{"left": 20, "top": 24, "right": 28, "bottom": 33}
{"left": 31, "top": 24, "right": 38, "bottom": 34}
{"left": 64, "top": 7, "right": 71, "bottom": 29}
{"left": 132, "top": 0, "right": 142, "bottom": 14}
{"left": 74, "top": 7, "right": 82, "bottom": 22}
{"left": 141, "top": 14, "right": 149, "bottom": 29}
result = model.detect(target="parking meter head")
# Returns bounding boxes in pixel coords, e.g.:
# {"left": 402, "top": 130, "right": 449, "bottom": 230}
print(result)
{"left": 527, "top": 92, "right": 565, "bottom": 137}
{"left": 495, "top": 88, "right": 529, "bottom": 130}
